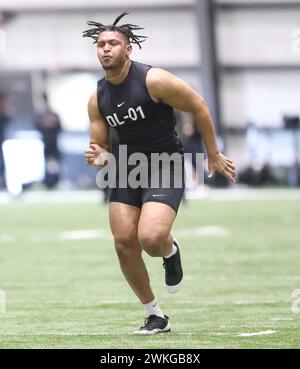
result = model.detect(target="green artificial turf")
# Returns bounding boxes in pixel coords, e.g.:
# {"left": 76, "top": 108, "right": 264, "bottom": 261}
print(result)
{"left": 0, "top": 190, "right": 299, "bottom": 348}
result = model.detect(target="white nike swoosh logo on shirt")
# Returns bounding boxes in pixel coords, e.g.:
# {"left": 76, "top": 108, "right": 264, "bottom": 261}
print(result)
{"left": 152, "top": 194, "right": 167, "bottom": 197}
{"left": 117, "top": 102, "right": 126, "bottom": 108}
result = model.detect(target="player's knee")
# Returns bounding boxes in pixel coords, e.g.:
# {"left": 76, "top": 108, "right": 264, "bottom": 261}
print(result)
{"left": 138, "top": 233, "right": 163, "bottom": 257}
{"left": 114, "top": 233, "right": 139, "bottom": 259}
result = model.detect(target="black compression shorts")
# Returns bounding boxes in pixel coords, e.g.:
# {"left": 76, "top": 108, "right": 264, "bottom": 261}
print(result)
{"left": 109, "top": 155, "right": 185, "bottom": 213}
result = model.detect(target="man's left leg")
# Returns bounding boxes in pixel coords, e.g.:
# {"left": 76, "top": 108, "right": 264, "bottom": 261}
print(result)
{"left": 138, "top": 202, "right": 183, "bottom": 293}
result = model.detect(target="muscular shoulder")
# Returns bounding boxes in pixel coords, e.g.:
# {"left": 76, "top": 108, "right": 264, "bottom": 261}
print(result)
{"left": 146, "top": 67, "right": 171, "bottom": 82}
{"left": 146, "top": 67, "right": 205, "bottom": 113}
{"left": 146, "top": 67, "right": 192, "bottom": 105}
{"left": 146, "top": 68, "right": 173, "bottom": 102}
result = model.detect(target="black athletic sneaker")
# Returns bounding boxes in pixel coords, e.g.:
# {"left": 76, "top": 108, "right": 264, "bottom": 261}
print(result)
{"left": 134, "top": 315, "right": 170, "bottom": 335}
{"left": 163, "top": 238, "right": 183, "bottom": 293}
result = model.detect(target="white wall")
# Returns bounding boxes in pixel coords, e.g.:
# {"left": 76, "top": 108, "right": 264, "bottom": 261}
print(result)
{"left": 217, "top": 8, "right": 300, "bottom": 64}
{"left": 221, "top": 72, "right": 300, "bottom": 127}
{"left": 216, "top": 7, "right": 300, "bottom": 128}
{"left": 0, "top": 10, "right": 199, "bottom": 70}
{"left": 0, "top": 0, "right": 192, "bottom": 10}
{"left": 216, "top": 0, "right": 300, "bottom": 5}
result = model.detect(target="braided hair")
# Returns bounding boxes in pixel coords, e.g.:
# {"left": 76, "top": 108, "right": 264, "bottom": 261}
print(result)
{"left": 82, "top": 11, "right": 147, "bottom": 49}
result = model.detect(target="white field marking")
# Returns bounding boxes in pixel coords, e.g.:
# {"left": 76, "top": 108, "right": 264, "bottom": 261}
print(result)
{"left": 166, "top": 300, "right": 282, "bottom": 306}
{"left": 44, "top": 332, "right": 120, "bottom": 336}
{"left": 18, "top": 332, "right": 123, "bottom": 336}
{"left": 175, "top": 226, "right": 229, "bottom": 237}
{"left": 46, "top": 300, "right": 135, "bottom": 305}
{"left": 270, "top": 318, "right": 293, "bottom": 321}
{"left": 22, "top": 191, "right": 100, "bottom": 204}
{"left": 48, "top": 299, "right": 222, "bottom": 306}
{"left": 237, "top": 330, "right": 276, "bottom": 337}
{"left": 175, "top": 300, "right": 224, "bottom": 305}
{"left": 46, "top": 300, "right": 215, "bottom": 306}
{"left": 58, "top": 229, "right": 111, "bottom": 241}
{"left": 44, "top": 300, "right": 237, "bottom": 307}
{"left": 1, "top": 230, "right": 111, "bottom": 244}
{"left": 57, "top": 226, "right": 229, "bottom": 242}
{"left": 233, "top": 300, "right": 277, "bottom": 305}
{"left": 0, "top": 190, "right": 101, "bottom": 204}
{"left": 91, "top": 300, "right": 134, "bottom": 304}
{"left": 0, "top": 235, "right": 17, "bottom": 244}
{"left": 0, "top": 226, "right": 228, "bottom": 246}
{"left": 214, "top": 330, "right": 277, "bottom": 337}
{"left": 200, "top": 188, "right": 300, "bottom": 201}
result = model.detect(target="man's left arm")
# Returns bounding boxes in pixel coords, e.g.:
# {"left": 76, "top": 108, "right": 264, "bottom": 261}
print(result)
{"left": 146, "top": 68, "right": 236, "bottom": 183}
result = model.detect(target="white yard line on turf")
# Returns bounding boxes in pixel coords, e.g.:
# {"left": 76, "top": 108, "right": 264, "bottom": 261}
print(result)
{"left": 188, "top": 188, "right": 300, "bottom": 201}
{"left": 233, "top": 300, "right": 277, "bottom": 305}
{"left": 57, "top": 226, "right": 229, "bottom": 241}
{"left": 237, "top": 330, "right": 277, "bottom": 337}
{"left": 0, "top": 235, "right": 17, "bottom": 243}
{"left": 58, "top": 229, "right": 111, "bottom": 241}
{"left": 175, "top": 226, "right": 229, "bottom": 237}
{"left": 214, "top": 330, "right": 277, "bottom": 337}
{"left": 0, "top": 226, "right": 228, "bottom": 244}
{"left": 270, "top": 318, "right": 293, "bottom": 321}
{"left": 51, "top": 300, "right": 282, "bottom": 306}
{"left": 173, "top": 300, "right": 282, "bottom": 306}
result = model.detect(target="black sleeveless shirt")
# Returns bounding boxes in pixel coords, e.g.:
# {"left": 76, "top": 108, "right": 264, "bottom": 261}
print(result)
{"left": 97, "top": 61, "right": 184, "bottom": 155}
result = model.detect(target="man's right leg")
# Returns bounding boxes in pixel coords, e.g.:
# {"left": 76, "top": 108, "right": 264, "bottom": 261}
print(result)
{"left": 109, "top": 202, "right": 170, "bottom": 334}
{"left": 109, "top": 202, "right": 154, "bottom": 304}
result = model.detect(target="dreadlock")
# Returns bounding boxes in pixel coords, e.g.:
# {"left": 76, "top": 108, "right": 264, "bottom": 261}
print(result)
{"left": 82, "top": 11, "right": 147, "bottom": 49}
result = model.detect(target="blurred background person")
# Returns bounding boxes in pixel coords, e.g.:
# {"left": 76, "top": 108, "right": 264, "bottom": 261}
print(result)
{"left": 34, "top": 93, "right": 62, "bottom": 189}
{"left": 180, "top": 114, "right": 204, "bottom": 189}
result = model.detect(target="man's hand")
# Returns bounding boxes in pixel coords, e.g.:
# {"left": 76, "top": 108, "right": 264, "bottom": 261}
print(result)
{"left": 85, "top": 143, "right": 109, "bottom": 166}
{"left": 208, "top": 152, "right": 236, "bottom": 183}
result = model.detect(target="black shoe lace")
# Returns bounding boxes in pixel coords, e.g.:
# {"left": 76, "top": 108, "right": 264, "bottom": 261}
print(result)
{"left": 143, "top": 315, "right": 156, "bottom": 327}
{"left": 163, "top": 257, "right": 175, "bottom": 273}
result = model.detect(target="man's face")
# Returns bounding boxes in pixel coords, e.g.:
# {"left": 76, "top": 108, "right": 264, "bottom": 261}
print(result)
{"left": 97, "top": 31, "right": 132, "bottom": 70}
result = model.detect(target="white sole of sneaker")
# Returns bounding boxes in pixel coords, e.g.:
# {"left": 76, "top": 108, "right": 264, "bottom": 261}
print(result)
{"left": 134, "top": 322, "right": 171, "bottom": 335}
{"left": 166, "top": 280, "right": 183, "bottom": 294}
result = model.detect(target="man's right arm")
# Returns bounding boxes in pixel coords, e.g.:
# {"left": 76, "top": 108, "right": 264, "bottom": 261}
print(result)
{"left": 85, "top": 90, "right": 110, "bottom": 166}
{"left": 88, "top": 90, "right": 109, "bottom": 150}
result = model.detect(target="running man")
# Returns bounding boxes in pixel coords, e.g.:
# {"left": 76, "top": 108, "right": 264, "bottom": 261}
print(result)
{"left": 83, "top": 12, "right": 236, "bottom": 334}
